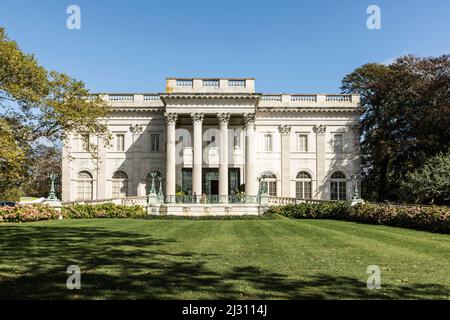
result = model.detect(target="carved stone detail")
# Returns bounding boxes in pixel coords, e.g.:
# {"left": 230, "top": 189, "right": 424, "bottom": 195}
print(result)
{"left": 217, "top": 113, "right": 231, "bottom": 125}
{"left": 191, "top": 112, "right": 204, "bottom": 124}
{"left": 279, "top": 124, "right": 292, "bottom": 135}
{"left": 164, "top": 112, "right": 178, "bottom": 124}
{"left": 313, "top": 124, "right": 327, "bottom": 134}
{"left": 129, "top": 124, "right": 144, "bottom": 134}
{"left": 243, "top": 113, "right": 256, "bottom": 125}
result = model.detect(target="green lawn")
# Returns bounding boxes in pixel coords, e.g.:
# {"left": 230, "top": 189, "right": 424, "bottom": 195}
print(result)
{"left": 0, "top": 218, "right": 449, "bottom": 299}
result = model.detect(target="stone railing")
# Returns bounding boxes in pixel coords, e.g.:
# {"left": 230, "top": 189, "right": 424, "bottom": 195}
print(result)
{"left": 261, "top": 95, "right": 282, "bottom": 101}
{"left": 258, "top": 94, "right": 359, "bottom": 109}
{"left": 143, "top": 94, "right": 161, "bottom": 101}
{"left": 325, "top": 95, "right": 352, "bottom": 102}
{"left": 164, "top": 195, "right": 260, "bottom": 204}
{"left": 290, "top": 94, "right": 317, "bottom": 102}
{"left": 267, "top": 197, "right": 345, "bottom": 206}
{"left": 121, "top": 196, "right": 149, "bottom": 206}
{"left": 108, "top": 94, "right": 134, "bottom": 101}
{"left": 61, "top": 198, "right": 118, "bottom": 205}
{"left": 268, "top": 196, "right": 297, "bottom": 205}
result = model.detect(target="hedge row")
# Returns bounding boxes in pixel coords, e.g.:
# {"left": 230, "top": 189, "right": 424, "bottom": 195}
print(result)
{"left": 266, "top": 202, "right": 450, "bottom": 233}
{"left": 0, "top": 204, "right": 146, "bottom": 223}
{"left": 62, "top": 204, "right": 146, "bottom": 219}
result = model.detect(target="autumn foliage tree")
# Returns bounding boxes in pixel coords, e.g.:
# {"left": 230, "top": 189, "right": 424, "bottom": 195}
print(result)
{"left": 0, "top": 27, "right": 110, "bottom": 199}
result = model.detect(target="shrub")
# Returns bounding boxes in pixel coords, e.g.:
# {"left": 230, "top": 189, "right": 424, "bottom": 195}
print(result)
{"left": 266, "top": 202, "right": 450, "bottom": 233}
{"left": 62, "top": 203, "right": 146, "bottom": 219}
{"left": 0, "top": 204, "right": 60, "bottom": 223}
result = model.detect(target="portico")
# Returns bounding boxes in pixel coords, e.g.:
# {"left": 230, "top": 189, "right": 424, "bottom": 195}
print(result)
{"left": 162, "top": 109, "right": 258, "bottom": 204}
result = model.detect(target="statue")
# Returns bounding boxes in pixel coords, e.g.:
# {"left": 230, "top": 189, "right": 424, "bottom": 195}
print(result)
{"left": 47, "top": 172, "right": 59, "bottom": 201}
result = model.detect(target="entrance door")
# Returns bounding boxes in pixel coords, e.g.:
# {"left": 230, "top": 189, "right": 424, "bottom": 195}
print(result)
{"left": 210, "top": 180, "right": 219, "bottom": 195}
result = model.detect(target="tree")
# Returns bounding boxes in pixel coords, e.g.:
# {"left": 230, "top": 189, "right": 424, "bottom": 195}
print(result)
{"left": 400, "top": 152, "right": 450, "bottom": 205}
{"left": 21, "top": 144, "right": 62, "bottom": 198}
{"left": 0, "top": 118, "right": 26, "bottom": 200}
{"left": 0, "top": 27, "right": 110, "bottom": 144}
{"left": 341, "top": 55, "right": 450, "bottom": 202}
{"left": 0, "top": 26, "right": 111, "bottom": 197}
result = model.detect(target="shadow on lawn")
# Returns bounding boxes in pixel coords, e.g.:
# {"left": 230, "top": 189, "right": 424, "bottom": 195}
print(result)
{"left": 0, "top": 224, "right": 448, "bottom": 299}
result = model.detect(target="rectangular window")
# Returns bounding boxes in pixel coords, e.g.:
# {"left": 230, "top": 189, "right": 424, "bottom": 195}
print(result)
{"left": 264, "top": 133, "right": 273, "bottom": 152}
{"left": 298, "top": 134, "right": 308, "bottom": 152}
{"left": 81, "top": 134, "right": 90, "bottom": 152}
{"left": 331, "top": 181, "right": 347, "bottom": 200}
{"left": 151, "top": 134, "right": 160, "bottom": 152}
{"left": 333, "top": 134, "right": 344, "bottom": 153}
{"left": 115, "top": 134, "right": 125, "bottom": 151}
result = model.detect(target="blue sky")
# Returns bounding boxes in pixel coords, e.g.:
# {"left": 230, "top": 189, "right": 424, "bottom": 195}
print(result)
{"left": 0, "top": 0, "right": 449, "bottom": 93}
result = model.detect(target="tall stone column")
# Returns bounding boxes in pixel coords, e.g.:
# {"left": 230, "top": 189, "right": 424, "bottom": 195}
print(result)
{"left": 191, "top": 113, "right": 204, "bottom": 200}
{"left": 96, "top": 136, "right": 107, "bottom": 199}
{"left": 217, "top": 113, "right": 230, "bottom": 202}
{"left": 314, "top": 125, "right": 327, "bottom": 200}
{"left": 244, "top": 113, "right": 257, "bottom": 198}
{"left": 130, "top": 124, "right": 144, "bottom": 197}
{"left": 165, "top": 113, "right": 177, "bottom": 202}
{"left": 279, "top": 125, "right": 292, "bottom": 197}
{"left": 61, "top": 135, "right": 71, "bottom": 201}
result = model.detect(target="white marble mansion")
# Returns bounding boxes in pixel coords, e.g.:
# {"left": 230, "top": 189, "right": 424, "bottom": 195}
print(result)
{"left": 61, "top": 78, "right": 362, "bottom": 209}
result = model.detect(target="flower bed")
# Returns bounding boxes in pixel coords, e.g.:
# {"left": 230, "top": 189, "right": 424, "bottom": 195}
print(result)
{"left": 0, "top": 204, "right": 60, "bottom": 223}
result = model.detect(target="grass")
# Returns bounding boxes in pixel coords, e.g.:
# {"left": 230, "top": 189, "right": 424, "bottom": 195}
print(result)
{"left": 0, "top": 218, "right": 449, "bottom": 299}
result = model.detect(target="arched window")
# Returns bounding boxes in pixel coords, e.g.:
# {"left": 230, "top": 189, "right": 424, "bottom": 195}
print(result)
{"left": 146, "top": 170, "right": 164, "bottom": 194}
{"left": 261, "top": 171, "right": 277, "bottom": 197}
{"left": 77, "top": 171, "right": 93, "bottom": 200}
{"left": 295, "top": 171, "right": 312, "bottom": 200}
{"left": 330, "top": 171, "right": 347, "bottom": 200}
{"left": 112, "top": 171, "right": 128, "bottom": 198}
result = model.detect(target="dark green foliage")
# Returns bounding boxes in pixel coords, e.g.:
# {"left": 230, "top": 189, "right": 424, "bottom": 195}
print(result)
{"left": 62, "top": 204, "right": 146, "bottom": 219}
{"left": 267, "top": 202, "right": 450, "bottom": 233}
{"left": 341, "top": 55, "right": 450, "bottom": 203}
{"left": 400, "top": 152, "right": 450, "bottom": 205}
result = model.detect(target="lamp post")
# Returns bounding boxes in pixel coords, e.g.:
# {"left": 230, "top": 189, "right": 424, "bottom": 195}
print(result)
{"left": 158, "top": 176, "right": 164, "bottom": 198}
{"left": 351, "top": 173, "right": 362, "bottom": 200}
{"left": 149, "top": 170, "right": 157, "bottom": 195}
